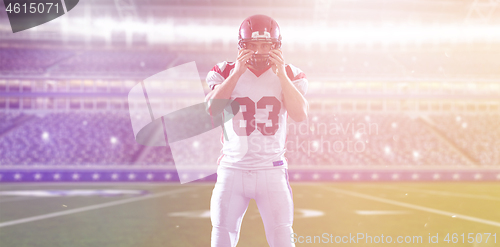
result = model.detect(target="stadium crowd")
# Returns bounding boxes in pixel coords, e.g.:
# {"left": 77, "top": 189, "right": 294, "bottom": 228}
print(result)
{"left": 0, "top": 113, "right": 141, "bottom": 166}
{"left": 0, "top": 112, "right": 487, "bottom": 167}
{"left": 430, "top": 115, "right": 500, "bottom": 167}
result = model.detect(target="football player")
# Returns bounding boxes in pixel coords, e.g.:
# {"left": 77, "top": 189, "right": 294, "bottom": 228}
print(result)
{"left": 205, "top": 15, "right": 309, "bottom": 247}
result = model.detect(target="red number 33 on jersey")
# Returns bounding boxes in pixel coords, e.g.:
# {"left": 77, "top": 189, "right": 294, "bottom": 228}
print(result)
{"left": 231, "top": 96, "right": 281, "bottom": 136}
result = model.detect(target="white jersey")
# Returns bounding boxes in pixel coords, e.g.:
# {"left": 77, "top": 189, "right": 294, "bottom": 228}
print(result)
{"left": 206, "top": 62, "right": 308, "bottom": 170}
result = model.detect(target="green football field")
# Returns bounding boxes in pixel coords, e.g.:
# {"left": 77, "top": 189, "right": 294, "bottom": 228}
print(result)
{"left": 1, "top": 182, "right": 499, "bottom": 247}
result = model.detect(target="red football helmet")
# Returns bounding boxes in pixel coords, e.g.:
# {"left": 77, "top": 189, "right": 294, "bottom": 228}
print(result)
{"left": 238, "top": 15, "right": 282, "bottom": 70}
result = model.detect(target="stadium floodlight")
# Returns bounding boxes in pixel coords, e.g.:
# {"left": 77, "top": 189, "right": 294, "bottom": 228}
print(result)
{"left": 413, "top": 151, "right": 419, "bottom": 159}
{"left": 302, "top": 24, "right": 500, "bottom": 44}
{"left": 49, "top": 17, "right": 500, "bottom": 45}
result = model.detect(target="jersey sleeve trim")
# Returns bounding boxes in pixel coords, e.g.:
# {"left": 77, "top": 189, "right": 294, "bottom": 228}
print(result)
{"left": 206, "top": 71, "right": 225, "bottom": 90}
{"left": 285, "top": 64, "right": 306, "bottom": 81}
{"left": 207, "top": 61, "right": 235, "bottom": 90}
{"left": 285, "top": 64, "right": 308, "bottom": 95}
{"left": 212, "top": 61, "right": 235, "bottom": 79}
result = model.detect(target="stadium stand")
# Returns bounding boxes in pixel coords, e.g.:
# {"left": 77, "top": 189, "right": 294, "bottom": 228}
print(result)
{"left": 286, "top": 113, "right": 474, "bottom": 167}
{"left": 0, "top": 112, "right": 27, "bottom": 134}
{"left": 429, "top": 114, "right": 500, "bottom": 167}
{"left": 0, "top": 111, "right": 488, "bottom": 167}
{"left": 0, "top": 113, "right": 145, "bottom": 166}
{"left": 0, "top": 48, "right": 74, "bottom": 75}
{"left": 54, "top": 51, "right": 178, "bottom": 77}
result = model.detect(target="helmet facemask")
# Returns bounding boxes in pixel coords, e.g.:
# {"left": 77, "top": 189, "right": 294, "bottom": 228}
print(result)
{"left": 239, "top": 40, "right": 281, "bottom": 71}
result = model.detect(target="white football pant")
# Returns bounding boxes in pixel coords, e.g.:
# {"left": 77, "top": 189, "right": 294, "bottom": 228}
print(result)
{"left": 210, "top": 166, "right": 295, "bottom": 247}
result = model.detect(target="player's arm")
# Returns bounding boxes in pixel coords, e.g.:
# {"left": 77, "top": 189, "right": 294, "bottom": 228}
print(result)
{"left": 205, "top": 49, "right": 254, "bottom": 115}
{"left": 269, "top": 50, "right": 309, "bottom": 122}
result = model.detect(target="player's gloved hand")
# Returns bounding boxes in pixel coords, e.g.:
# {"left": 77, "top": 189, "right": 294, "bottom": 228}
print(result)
{"left": 234, "top": 49, "right": 254, "bottom": 76}
{"left": 269, "top": 49, "right": 287, "bottom": 79}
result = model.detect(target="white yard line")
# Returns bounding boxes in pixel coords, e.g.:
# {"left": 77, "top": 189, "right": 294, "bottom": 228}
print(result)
{"left": 318, "top": 186, "right": 500, "bottom": 228}
{"left": 0, "top": 187, "right": 197, "bottom": 228}
{"left": 0, "top": 184, "right": 168, "bottom": 204}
